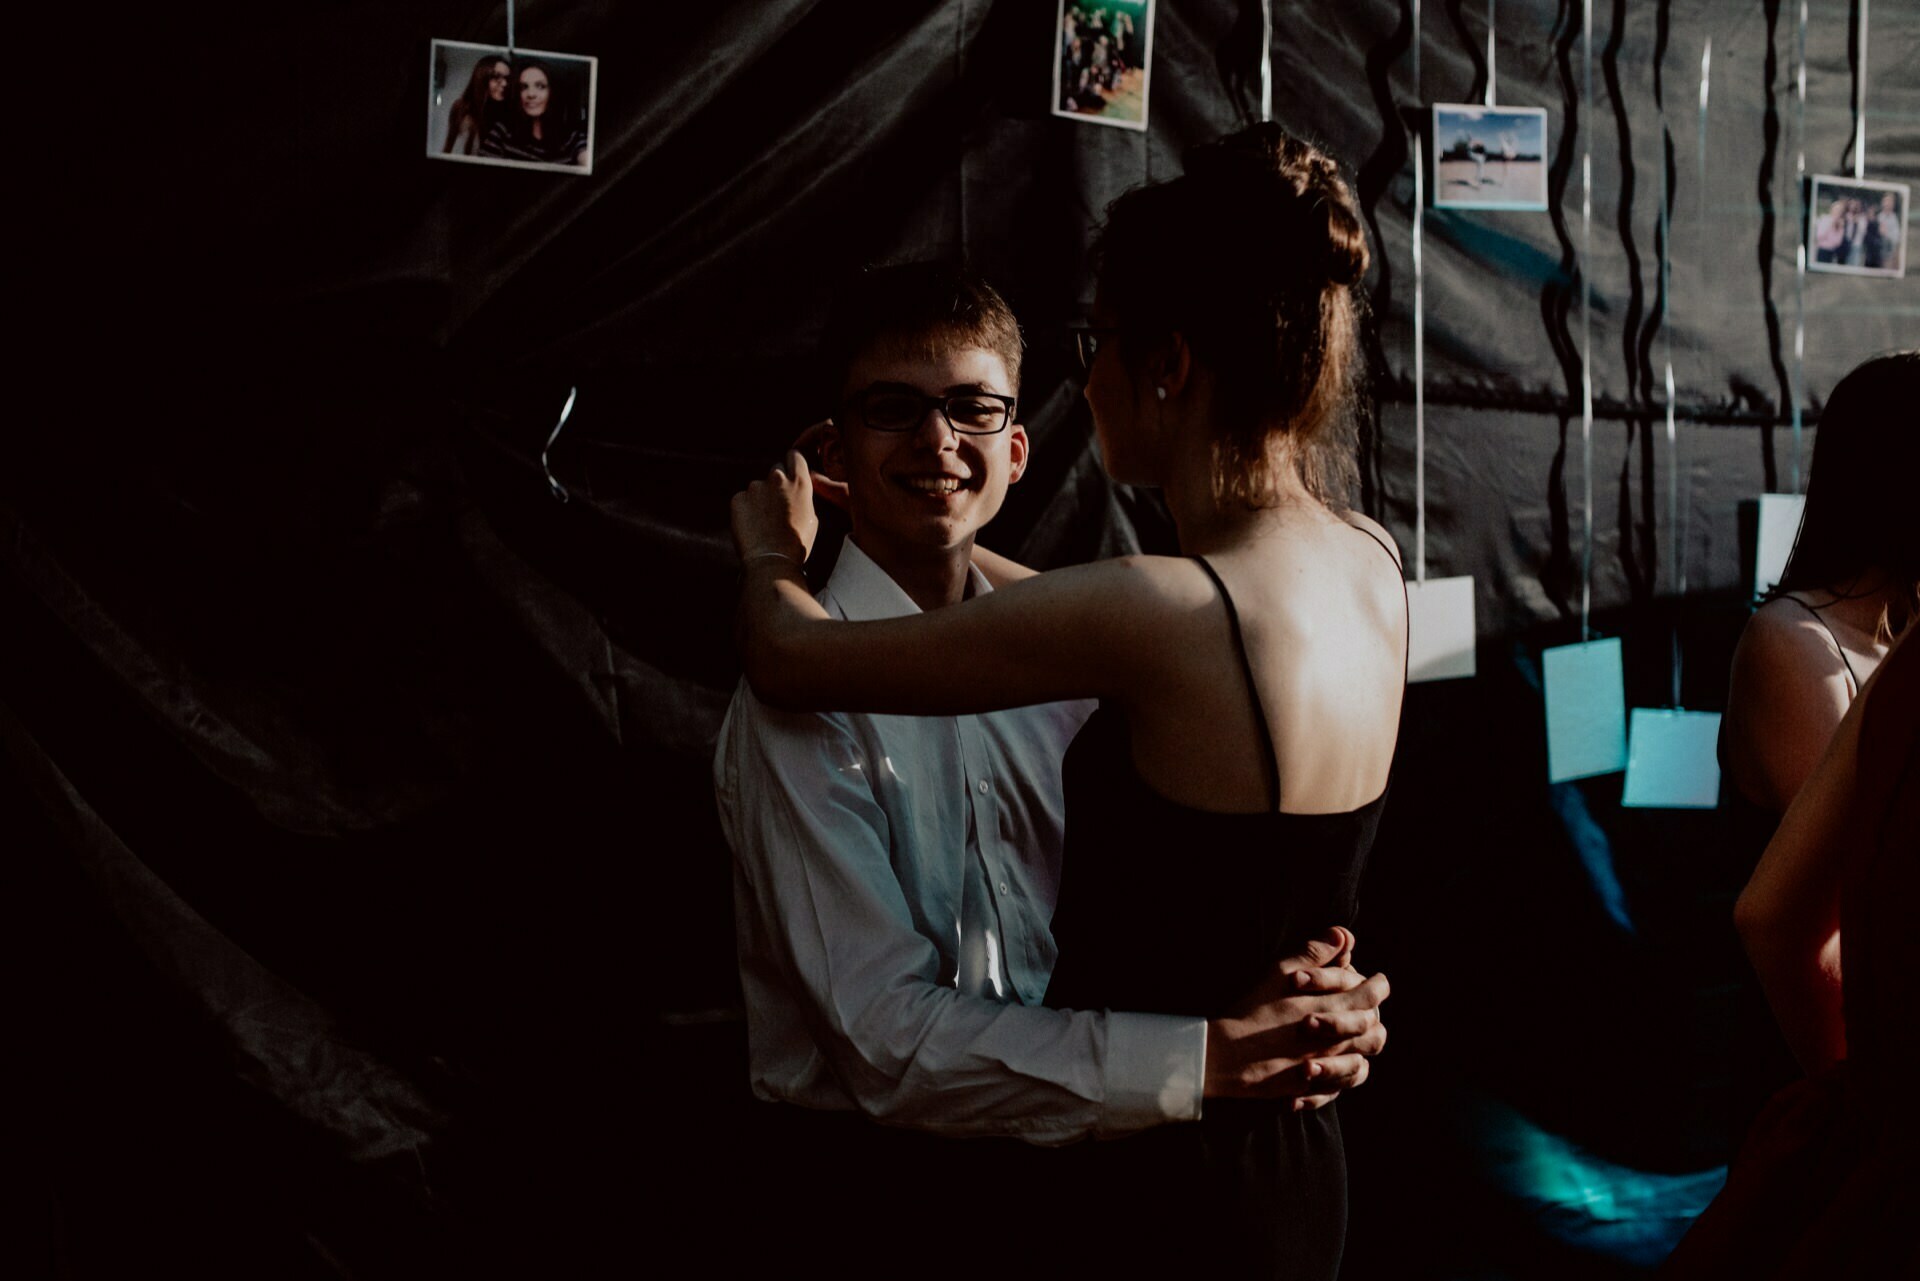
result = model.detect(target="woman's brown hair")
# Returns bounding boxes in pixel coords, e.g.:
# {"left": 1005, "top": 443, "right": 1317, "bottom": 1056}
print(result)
{"left": 1770, "top": 349, "right": 1920, "bottom": 640}
{"left": 445, "top": 55, "right": 508, "bottom": 156}
{"left": 1092, "top": 123, "right": 1371, "bottom": 508}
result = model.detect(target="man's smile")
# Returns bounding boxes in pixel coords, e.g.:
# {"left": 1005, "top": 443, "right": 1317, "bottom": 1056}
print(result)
{"left": 892, "top": 470, "right": 974, "bottom": 498}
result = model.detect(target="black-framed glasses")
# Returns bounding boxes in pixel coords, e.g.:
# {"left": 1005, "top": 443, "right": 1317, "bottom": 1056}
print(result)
{"left": 1066, "top": 325, "right": 1126, "bottom": 372}
{"left": 844, "top": 387, "right": 1017, "bottom": 435}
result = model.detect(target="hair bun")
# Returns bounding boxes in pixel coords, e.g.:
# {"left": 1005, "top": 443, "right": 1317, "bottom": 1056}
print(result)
{"left": 1185, "top": 124, "right": 1370, "bottom": 288}
{"left": 1321, "top": 200, "right": 1370, "bottom": 286}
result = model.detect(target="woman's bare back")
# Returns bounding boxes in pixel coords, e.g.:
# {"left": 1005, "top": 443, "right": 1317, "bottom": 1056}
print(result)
{"left": 1123, "top": 509, "right": 1407, "bottom": 815}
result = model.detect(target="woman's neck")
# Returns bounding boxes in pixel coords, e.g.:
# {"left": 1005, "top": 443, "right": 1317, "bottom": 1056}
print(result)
{"left": 1160, "top": 434, "right": 1320, "bottom": 555}
{"left": 1796, "top": 572, "right": 1910, "bottom": 646}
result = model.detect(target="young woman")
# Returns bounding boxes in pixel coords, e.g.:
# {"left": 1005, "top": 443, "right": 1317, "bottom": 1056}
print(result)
{"left": 442, "top": 54, "right": 510, "bottom": 156}
{"left": 480, "top": 60, "right": 587, "bottom": 166}
{"left": 1717, "top": 350, "right": 1918, "bottom": 1133}
{"left": 1724, "top": 351, "right": 1919, "bottom": 818}
{"left": 1663, "top": 618, "right": 1917, "bottom": 1279}
{"left": 732, "top": 125, "right": 1406, "bottom": 1280}
{"left": 1813, "top": 198, "right": 1848, "bottom": 263}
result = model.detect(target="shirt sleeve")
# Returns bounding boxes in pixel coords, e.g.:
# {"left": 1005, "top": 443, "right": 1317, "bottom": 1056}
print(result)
{"left": 715, "top": 685, "right": 1204, "bottom": 1145}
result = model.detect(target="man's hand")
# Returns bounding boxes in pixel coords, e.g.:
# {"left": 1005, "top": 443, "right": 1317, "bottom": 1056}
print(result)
{"left": 1203, "top": 927, "right": 1389, "bottom": 1109}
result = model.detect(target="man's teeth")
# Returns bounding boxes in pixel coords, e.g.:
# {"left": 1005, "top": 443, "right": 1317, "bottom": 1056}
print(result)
{"left": 903, "top": 477, "right": 962, "bottom": 494}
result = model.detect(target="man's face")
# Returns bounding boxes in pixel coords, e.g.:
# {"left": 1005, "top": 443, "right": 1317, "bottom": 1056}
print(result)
{"left": 826, "top": 343, "right": 1027, "bottom": 563}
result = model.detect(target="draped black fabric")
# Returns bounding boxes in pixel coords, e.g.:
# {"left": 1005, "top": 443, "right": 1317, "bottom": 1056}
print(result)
{"left": 10, "top": 2, "right": 1917, "bottom": 1276}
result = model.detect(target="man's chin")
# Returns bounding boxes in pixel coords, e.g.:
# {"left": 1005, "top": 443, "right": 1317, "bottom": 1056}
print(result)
{"left": 851, "top": 516, "right": 986, "bottom": 560}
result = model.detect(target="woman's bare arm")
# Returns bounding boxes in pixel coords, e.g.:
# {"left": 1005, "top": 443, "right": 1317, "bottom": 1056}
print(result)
{"left": 1723, "top": 602, "right": 1855, "bottom": 811}
{"left": 1735, "top": 705, "right": 1856, "bottom": 1074}
{"left": 1733, "top": 623, "right": 1910, "bottom": 1073}
{"left": 730, "top": 453, "right": 1204, "bottom": 715}
{"left": 967, "top": 543, "right": 1041, "bottom": 589}
{"left": 738, "top": 552, "right": 1200, "bottom": 715}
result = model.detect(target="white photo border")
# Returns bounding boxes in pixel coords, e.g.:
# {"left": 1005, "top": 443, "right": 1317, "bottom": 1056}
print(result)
{"left": 1805, "top": 173, "right": 1908, "bottom": 279}
{"left": 1430, "top": 103, "right": 1551, "bottom": 212}
{"left": 1051, "top": 0, "right": 1155, "bottom": 134}
{"left": 427, "top": 38, "right": 598, "bottom": 177}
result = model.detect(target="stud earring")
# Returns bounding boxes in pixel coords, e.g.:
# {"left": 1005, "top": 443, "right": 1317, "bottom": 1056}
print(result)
{"left": 1155, "top": 387, "right": 1167, "bottom": 401}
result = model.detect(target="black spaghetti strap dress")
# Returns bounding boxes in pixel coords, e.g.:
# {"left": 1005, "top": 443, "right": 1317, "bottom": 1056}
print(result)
{"left": 1042, "top": 549, "right": 1401, "bottom": 1281}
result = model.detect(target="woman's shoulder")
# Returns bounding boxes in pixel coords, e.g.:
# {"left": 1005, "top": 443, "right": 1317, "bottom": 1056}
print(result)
{"left": 1744, "top": 595, "right": 1847, "bottom": 660}
{"left": 1338, "top": 510, "right": 1404, "bottom": 572}
{"left": 1054, "top": 553, "right": 1221, "bottom": 609}
{"left": 1732, "top": 597, "right": 1855, "bottom": 700}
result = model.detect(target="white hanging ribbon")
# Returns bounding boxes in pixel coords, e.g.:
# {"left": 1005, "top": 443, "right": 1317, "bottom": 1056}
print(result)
{"left": 1414, "top": 134, "right": 1427, "bottom": 584}
{"left": 1484, "top": 0, "right": 1498, "bottom": 108}
{"left": 1666, "top": 363, "right": 1682, "bottom": 705}
{"left": 1579, "top": 0, "right": 1594, "bottom": 642}
{"left": 1853, "top": 0, "right": 1868, "bottom": 178}
{"left": 1697, "top": 33, "right": 1711, "bottom": 552}
{"left": 1793, "top": 2, "right": 1807, "bottom": 493}
{"left": 1658, "top": 99, "right": 1681, "bottom": 706}
{"left": 543, "top": 385, "right": 578, "bottom": 503}
{"left": 1698, "top": 37, "right": 1712, "bottom": 462}
{"left": 1412, "top": 0, "right": 1426, "bottom": 584}
{"left": 1259, "top": 0, "right": 1273, "bottom": 123}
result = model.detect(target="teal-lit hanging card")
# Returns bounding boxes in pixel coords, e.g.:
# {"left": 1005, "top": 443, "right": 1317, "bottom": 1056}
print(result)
{"left": 1542, "top": 637, "right": 1628, "bottom": 783}
{"left": 1621, "top": 708, "right": 1722, "bottom": 808}
{"left": 1754, "top": 493, "right": 1805, "bottom": 597}
{"left": 1407, "top": 575, "right": 1477, "bottom": 683}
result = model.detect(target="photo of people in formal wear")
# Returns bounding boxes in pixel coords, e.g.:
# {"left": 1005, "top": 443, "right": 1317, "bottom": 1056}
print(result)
{"left": 427, "top": 39, "right": 597, "bottom": 174}
{"left": 1053, "top": 0, "right": 1154, "bottom": 131}
{"left": 1431, "top": 105, "right": 1548, "bottom": 211}
{"left": 1807, "top": 175, "right": 1908, "bottom": 278}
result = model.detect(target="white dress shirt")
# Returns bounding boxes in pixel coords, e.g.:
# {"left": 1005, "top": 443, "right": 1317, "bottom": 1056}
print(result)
{"left": 714, "top": 539, "right": 1206, "bottom": 1144}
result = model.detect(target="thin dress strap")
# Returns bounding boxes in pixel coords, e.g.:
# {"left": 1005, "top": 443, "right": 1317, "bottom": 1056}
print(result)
{"left": 1779, "top": 595, "right": 1862, "bottom": 692}
{"left": 1343, "top": 519, "right": 1413, "bottom": 684}
{"left": 1193, "top": 556, "right": 1282, "bottom": 813}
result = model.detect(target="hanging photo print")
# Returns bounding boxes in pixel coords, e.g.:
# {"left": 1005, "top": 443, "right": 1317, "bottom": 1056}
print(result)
{"left": 1806, "top": 175, "right": 1908, "bottom": 278}
{"left": 1430, "top": 105, "right": 1548, "bottom": 211}
{"left": 1053, "top": 0, "right": 1154, "bottom": 132}
{"left": 428, "top": 39, "right": 597, "bottom": 174}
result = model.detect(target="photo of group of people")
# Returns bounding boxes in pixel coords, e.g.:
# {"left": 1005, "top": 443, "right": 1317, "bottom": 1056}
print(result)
{"left": 1053, "top": 0, "right": 1154, "bottom": 132}
{"left": 1430, "top": 105, "right": 1549, "bottom": 211}
{"left": 427, "top": 40, "right": 596, "bottom": 175}
{"left": 1807, "top": 175, "right": 1907, "bottom": 278}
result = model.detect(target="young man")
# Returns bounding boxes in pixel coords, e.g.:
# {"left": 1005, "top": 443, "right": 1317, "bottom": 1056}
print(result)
{"left": 712, "top": 265, "right": 1386, "bottom": 1219}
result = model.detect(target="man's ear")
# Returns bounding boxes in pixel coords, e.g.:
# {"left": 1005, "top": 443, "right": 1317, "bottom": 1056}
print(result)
{"left": 817, "top": 420, "right": 847, "bottom": 481}
{"left": 1005, "top": 423, "right": 1030, "bottom": 485}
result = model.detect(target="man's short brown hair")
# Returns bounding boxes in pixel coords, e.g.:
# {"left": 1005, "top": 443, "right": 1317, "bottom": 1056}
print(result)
{"left": 824, "top": 261, "right": 1024, "bottom": 399}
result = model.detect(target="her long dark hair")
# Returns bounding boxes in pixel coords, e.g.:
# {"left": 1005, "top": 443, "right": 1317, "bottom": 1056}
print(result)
{"left": 501, "top": 59, "right": 579, "bottom": 152}
{"left": 445, "top": 54, "right": 508, "bottom": 155}
{"left": 1769, "top": 349, "right": 1920, "bottom": 640}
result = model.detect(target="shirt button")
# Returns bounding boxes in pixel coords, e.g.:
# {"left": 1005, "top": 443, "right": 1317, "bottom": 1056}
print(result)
{"left": 978, "top": 780, "right": 991, "bottom": 794}
{"left": 998, "top": 881, "right": 1010, "bottom": 896}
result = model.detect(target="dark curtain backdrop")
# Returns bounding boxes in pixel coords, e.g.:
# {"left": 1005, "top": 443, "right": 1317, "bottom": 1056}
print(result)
{"left": 10, "top": 1, "right": 1917, "bottom": 1277}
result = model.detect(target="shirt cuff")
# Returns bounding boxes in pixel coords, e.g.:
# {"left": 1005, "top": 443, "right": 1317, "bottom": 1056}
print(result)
{"left": 1096, "top": 1011, "right": 1207, "bottom": 1137}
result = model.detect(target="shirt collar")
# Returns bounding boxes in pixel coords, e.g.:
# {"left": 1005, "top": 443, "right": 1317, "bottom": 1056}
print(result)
{"left": 822, "top": 537, "right": 992, "bottom": 622}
